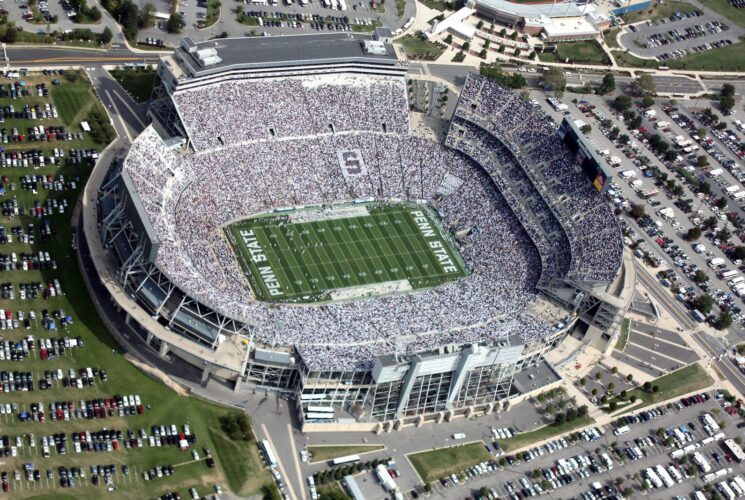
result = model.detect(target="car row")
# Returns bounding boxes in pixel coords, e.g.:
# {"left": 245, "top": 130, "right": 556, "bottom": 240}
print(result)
{"left": 0, "top": 103, "right": 58, "bottom": 121}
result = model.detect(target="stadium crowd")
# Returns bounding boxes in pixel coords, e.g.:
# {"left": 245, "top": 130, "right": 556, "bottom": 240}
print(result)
{"left": 118, "top": 71, "right": 621, "bottom": 371}
{"left": 173, "top": 74, "right": 410, "bottom": 151}
{"left": 450, "top": 74, "right": 623, "bottom": 283}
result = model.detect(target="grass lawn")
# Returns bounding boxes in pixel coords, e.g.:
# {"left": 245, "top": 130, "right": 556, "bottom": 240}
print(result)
{"left": 109, "top": 68, "right": 157, "bottom": 103}
{"left": 317, "top": 481, "right": 349, "bottom": 498}
{"left": 307, "top": 444, "right": 385, "bottom": 463}
{"left": 51, "top": 81, "right": 96, "bottom": 127}
{"left": 0, "top": 72, "right": 270, "bottom": 499}
{"left": 615, "top": 318, "right": 630, "bottom": 351}
{"left": 605, "top": 364, "right": 713, "bottom": 414}
{"left": 398, "top": 36, "right": 446, "bottom": 60}
{"left": 699, "top": 0, "right": 745, "bottom": 28}
{"left": 205, "top": 0, "right": 221, "bottom": 27}
{"left": 498, "top": 416, "right": 594, "bottom": 453}
{"left": 209, "top": 428, "right": 273, "bottom": 495}
{"left": 618, "top": 0, "right": 699, "bottom": 24}
{"left": 408, "top": 442, "right": 491, "bottom": 484}
{"left": 397, "top": 0, "right": 406, "bottom": 17}
{"left": 417, "top": 0, "right": 458, "bottom": 11}
{"left": 616, "top": 40, "right": 745, "bottom": 71}
{"left": 541, "top": 41, "right": 609, "bottom": 65}
{"left": 604, "top": 28, "right": 621, "bottom": 49}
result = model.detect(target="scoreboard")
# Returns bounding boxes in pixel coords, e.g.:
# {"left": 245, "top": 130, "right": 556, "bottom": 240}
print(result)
{"left": 559, "top": 118, "right": 612, "bottom": 193}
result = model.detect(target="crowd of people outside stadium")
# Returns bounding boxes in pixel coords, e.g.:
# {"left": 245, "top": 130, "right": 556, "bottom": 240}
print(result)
{"left": 117, "top": 72, "right": 621, "bottom": 371}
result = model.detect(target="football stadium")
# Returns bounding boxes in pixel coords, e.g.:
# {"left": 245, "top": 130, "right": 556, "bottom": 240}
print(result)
{"left": 89, "top": 32, "right": 632, "bottom": 429}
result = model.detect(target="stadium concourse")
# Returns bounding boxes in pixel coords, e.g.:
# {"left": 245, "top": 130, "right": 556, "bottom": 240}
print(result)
{"left": 91, "top": 33, "right": 626, "bottom": 427}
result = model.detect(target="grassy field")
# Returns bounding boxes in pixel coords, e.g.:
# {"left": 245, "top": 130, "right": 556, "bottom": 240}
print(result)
{"left": 205, "top": 0, "right": 221, "bottom": 27}
{"left": 498, "top": 416, "right": 594, "bottom": 453}
{"left": 317, "top": 481, "right": 349, "bottom": 498}
{"left": 539, "top": 41, "right": 609, "bottom": 65}
{"left": 50, "top": 82, "right": 98, "bottom": 127}
{"left": 397, "top": 0, "right": 406, "bottom": 17}
{"left": 700, "top": 0, "right": 745, "bottom": 28}
{"left": 615, "top": 318, "right": 630, "bottom": 351}
{"left": 408, "top": 442, "right": 491, "bottom": 484}
{"left": 109, "top": 68, "right": 157, "bottom": 103}
{"left": 225, "top": 203, "right": 468, "bottom": 303}
{"left": 604, "top": 28, "right": 621, "bottom": 49}
{"left": 616, "top": 40, "right": 745, "bottom": 71}
{"left": 307, "top": 444, "right": 385, "bottom": 463}
{"left": 618, "top": 0, "right": 699, "bottom": 24}
{"left": 398, "top": 35, "right": 446, "bottom": 60}
{"left": 606, "top": 364, "right": 713, "bottom": 414}
{"left": 0, "top": 72, "right": 271, "bottom": 498}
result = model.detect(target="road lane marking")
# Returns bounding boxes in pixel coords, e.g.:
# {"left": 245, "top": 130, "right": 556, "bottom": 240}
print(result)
{"left": 286, "top": 423, "right": 307, "bottom": 500}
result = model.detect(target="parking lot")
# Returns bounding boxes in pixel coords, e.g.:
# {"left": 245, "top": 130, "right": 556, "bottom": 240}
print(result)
{"left": 418, "top": 390, "right": 745, "bottom": 499}
{"left": 620, "top": 10, "right": 745, "bottom": 61}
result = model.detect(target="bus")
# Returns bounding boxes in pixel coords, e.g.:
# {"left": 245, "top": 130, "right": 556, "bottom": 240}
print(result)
{"left": 300, "top": 394, "right": 328, "bottom": 401}
{"left": 724, "top": 439, "right": 745, "bottom": 463}
{"left": 260, "top": 439, "right": 278, "bottom": 468}
{"left": 332, "top": 454, "right": 361, "bottom": 466}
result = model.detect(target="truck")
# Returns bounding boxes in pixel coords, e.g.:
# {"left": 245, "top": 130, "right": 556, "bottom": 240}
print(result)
{"left": 732, "top": 191, "right": 745, "bottom": 201}
{"left": 620, "top": 170, "right": 637, "bottom": 179}
{"left": 639, "top": 188, "right": 659, "bottom": 198}
{"left": 709, "top": 257, "right": 725, "bottom": 269}
{"left": 452, "top": 433, "right": 466, "bottom": 440}
{"left": 375, "top": 464, "right": 398, "bottom": 492}
{"left": 708, "top": 168, "right": 724, "bottom": 178}
{"left": 613, "top": 425, "right": 629, "bottom": 436}
{"left": 725, "top": 185, "right": 741, "bottom": 194}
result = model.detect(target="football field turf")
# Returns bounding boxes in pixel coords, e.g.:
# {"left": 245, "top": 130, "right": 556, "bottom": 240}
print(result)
{"left": 224, "top": 204, "right": 469, "bottom": 303}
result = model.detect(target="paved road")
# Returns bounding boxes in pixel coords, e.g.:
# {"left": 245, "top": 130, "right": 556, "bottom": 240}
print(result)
{"left": 5, "top": 45, "right": 161, "bottom": 66}
{"left": 411, "top": 62, "right": 707, "bottom": 95}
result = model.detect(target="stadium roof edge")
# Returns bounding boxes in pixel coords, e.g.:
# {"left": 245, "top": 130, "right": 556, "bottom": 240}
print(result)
{"left": 172, "top": 33, "right": 399, "bottom": 79}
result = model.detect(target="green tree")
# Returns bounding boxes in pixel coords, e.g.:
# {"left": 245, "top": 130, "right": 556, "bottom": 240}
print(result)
{"left": 703, "top": 216, "right": 718, "bottom": 230}
{"left": 542, "top": 67, "right": 566, "bottom": 94}
{"left": 722, "top": 83, "right": 735, "bottom": 97}
{"left": 2, "top": 23, "right": 18, "bottom": 44}
{"left": 641, "top": 95, "right": 654, "bottom": 108}
{"left": 721, "top": 95, "right": 735, "bottom": 114}
{"left": 579, "top": 377, "right": 586, "bottom": 386}
{"left": 444, "top": 34, "right": 453, "bottom": 44}
{"left": 715, "top": 311, "right": 733, "bottom": 330}
{"left": 626, "top": 374, "right": 633, "bottom": 382}
{"left": 614, "top": 94, "right": 632, "bottom": 111}
{"left": 643, "top": 381, "right": 652, "bottom": 392}
{"left": 167, "top": 12, "right": 186, "bottom": 34}
{"left": 599, "top": 73, "right": 615, "bottom": 94}
{"left": 99, "top": 26, "right": 113, "bottom": 44}
{"left": 580, "top": 124, "right": 592, "bottom": 134}
{"left": 595, "top": 371, "right": 603, "bottom": 381}
{"left": 686, "top": 227, "right": 702, "bottom": 241}
{"left": 693, "top": 270, "right": 709, "bottom": 283}
{"left": 630, "top": 204, "right": 645, "bottom": 219}
{"left": 629, "top": 395, "right": 637, "bottom": 403}
{"left": 696, "top": 155, "right": 710, "bottom": 168}
{"left": 462, "top": 41, "right": 471, "bottom": 52}
{"left": 717, "top": 226, "right": 731, "bottom": 242}
{"left": 139, "top": 2, "right": 156, "bottom": 28}
{"left": 609, "top": 400, "right": 618, "bottom": 411}
{"left": 631, "top": 73, "right": 656, "bottom": 96}
{"left": 694, "top": 294, "right": 715, "bottom": 314}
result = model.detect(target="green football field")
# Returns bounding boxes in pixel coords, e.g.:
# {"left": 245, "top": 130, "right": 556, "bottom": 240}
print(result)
{"left": 224, "top": 204, "right": 469, "bottom": 303}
